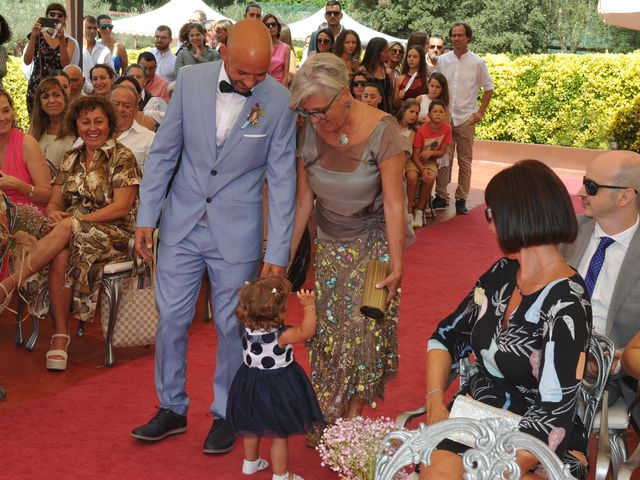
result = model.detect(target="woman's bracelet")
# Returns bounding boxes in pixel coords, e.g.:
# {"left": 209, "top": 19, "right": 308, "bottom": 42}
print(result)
{"left": 426, "top": 388, "right": 443, "bottom": 398}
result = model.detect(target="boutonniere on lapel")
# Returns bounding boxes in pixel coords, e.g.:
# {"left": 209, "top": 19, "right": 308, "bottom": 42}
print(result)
{"left": 241, "top": 103, "right": 265, "bottom": 129}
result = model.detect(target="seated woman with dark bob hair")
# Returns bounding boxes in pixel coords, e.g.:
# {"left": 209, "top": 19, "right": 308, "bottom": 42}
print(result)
{"left": 0, "top": 95, "right": 140, "bottom": 372}
{"left": 421, "top": 160, "right": 591, "bottom": 480}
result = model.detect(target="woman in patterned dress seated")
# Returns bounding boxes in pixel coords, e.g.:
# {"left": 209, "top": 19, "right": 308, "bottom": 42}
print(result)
{"left": 0, "top": 95, "right": 140, "bottom": 372}
{"left": 421, "top": 160, "right": 591, "bottom": 479}
{"left": 288, "top": 53, "right": 413, "bottom": 443}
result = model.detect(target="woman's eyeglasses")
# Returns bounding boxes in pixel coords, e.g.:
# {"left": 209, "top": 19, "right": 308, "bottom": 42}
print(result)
{"left": 390, "top": 48, "right": 403, "bottom": 54}
{"left": 582, "top": 177, "right": 638, "bottom": 196}
{"left": 47, "top": 11, "right": 65, "bottom": 18}
{"left": 484, "top": 207, "right": 493, "bottom": 223}
{"left": 99, "top": 24, "right": 114, "bottom": 30}
{"left": 351, "top": 81, "right": 366, "bottom": 88}
{"left": 318, "top": 38, "right": 332, "bottom": 45}
{"left": 265, "top": 22, "right": 278, "bottom": 29}
{"left": 295, "top": 90, "right": 341, "bottom": 119}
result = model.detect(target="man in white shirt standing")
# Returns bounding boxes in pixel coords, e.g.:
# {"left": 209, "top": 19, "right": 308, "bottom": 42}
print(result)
{"left": 82, "top": 15, "right": 114, "bottom": 81}
{"left": 435, "top": 22, "right": 493, "bottom": 215}
{"left": 151, "top": 25, "right": 176, "bottom": 83}
{"left": 109, "top": 85, "right": 155, "bottom": 172}
{"left": 562, "top": 150, "right": 640, "bottom": 428}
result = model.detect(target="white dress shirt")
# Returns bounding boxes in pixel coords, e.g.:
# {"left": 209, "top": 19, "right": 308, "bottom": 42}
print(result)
{"left": 117, "top": 120, "right": 156, "bottom": 172}
{"left": 435, "top": 50, "right": 494, "bottom": 126}
{"left": 216, "top": 64, "right": 248, "bottom": 146}
{"left": 82, "top": 42, "right": 114, "bottom": 79}
{"left": 141, "top": 93, "right": 167, "bottom": 125}
{"left": 578, "top": 215, "right": 639, "bottom": 335}
{"left": 151, "top": 47, "right": 176, "bottom": 82}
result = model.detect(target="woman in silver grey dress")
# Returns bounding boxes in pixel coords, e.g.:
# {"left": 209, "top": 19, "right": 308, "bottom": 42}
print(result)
{"left": 289, "top": 53, "right": 413, "bottom": 434}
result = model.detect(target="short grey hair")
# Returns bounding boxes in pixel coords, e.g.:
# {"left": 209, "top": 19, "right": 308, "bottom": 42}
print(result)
{"left": 289, "top": 53, "right": 349, "bottom": 110}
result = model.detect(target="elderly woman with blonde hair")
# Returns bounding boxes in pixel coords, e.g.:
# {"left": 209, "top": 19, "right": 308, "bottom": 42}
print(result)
{"left": 288, "top": 53, "right": 412, "bottom": 441}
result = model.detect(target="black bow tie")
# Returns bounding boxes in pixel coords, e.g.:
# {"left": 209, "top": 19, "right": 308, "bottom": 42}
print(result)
{"left": 219, "top": 80, "right": 252, "bottom": 97}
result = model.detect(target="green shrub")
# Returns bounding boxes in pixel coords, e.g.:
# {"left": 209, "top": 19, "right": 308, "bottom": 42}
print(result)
{"left": 4, "top": 57, "right": 29, "bottom": 132}
{"left": 609, "top": 96, "right": 640, "bottom": 153}
{"left": 478, "top": 52, "right": 640, "bottom": 149}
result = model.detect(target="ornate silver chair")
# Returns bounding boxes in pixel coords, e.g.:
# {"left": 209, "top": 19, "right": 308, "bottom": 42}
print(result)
{"left": 394, "top": 332, "right": 615, "bottom": 479}
{"left": 375, "top": 417, "right": 577, "bottom": 479}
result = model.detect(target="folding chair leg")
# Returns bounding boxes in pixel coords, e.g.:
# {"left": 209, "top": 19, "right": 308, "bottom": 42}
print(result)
{"left": 14, "top": 300, "right": 25, "bottom": 346}
{"left": 25, "top": 316, "right": 39, "bottom": 352}
{"left": 104, "top": 278, "right": 125, "bottom": 367}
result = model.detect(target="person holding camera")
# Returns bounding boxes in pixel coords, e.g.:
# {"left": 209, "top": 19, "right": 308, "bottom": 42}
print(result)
{"left": 23, "top": 3, "right": 75, "bottom": 114}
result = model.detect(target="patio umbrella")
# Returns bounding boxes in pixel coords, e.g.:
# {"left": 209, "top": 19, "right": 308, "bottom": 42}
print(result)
{"left": 598, "top": 0, "right": 640, "bottom": 30}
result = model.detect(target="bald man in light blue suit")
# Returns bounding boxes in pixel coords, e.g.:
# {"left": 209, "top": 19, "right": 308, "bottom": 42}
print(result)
{"left": 131, "top": 20, "right": 297, "bottom": 453}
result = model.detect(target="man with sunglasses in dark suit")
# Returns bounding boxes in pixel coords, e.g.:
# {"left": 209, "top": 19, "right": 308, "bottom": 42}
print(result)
{"left": 308, "top": 1, "right": 344, "bottom": 56}
{"left": 562, "top": 150, "right": 640, "bottom": 429}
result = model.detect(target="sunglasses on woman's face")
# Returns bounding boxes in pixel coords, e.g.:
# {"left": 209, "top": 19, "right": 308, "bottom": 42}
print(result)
{"left": 351, "top": 81, "right": 366, "bottom": 88}
{"left": 318, "top": 38, "right": 332, "bottom": 45}
{"left": 582, "top": 177, "right": 638, "bottom": 196}
{"left": 265, "top": 22, "right": 278, "bottom": 29}
{"left": 99, "top": 24, "right": 114, "bottom": 30}
{"left": 390, "top": 48, "right": 403, "bottom": 54}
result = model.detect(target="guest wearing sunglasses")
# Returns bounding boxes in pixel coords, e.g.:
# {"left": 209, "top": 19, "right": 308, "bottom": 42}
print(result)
{"left": 289, "top": 53, "right": 413, "bottom": 444}
{"left": 81, "top": 15, "right": 115, "bottom": 88}
{"left": 263, "top": 14, "right": 290, "bottom": 86}
{"left": 427, "top": 34, "right": 445, "bottom": 75}
{"left": 23, "top": 3, "right": 76, "bottom": 114}
{"left": 387, "top": 41, "right": 404, "bottom": 77}
{"left": 96, "top": 14, "right": 127, "bottom": 78}
{"left": 562, "top": 150, "right": 640, "bottom": 431}
{"left": 315, "top": 29, "right": 335, "bottom": 54}
{"left": 307, "top": 0, "right": 344, "bottom": 56}
{"left": 349, "top": 69, "right": 372, "bottom": 101}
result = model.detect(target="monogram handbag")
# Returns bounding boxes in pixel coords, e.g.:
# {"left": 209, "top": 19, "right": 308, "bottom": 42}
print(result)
{"left": 100, "top": 247, "right": 159, "bottom": 348}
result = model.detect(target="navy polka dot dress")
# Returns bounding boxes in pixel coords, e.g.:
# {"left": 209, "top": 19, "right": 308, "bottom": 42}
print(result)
{"left": 227, "top": 326, "right": 324, "bottom": 436}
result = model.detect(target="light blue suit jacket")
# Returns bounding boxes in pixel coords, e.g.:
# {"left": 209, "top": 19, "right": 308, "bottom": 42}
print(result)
{"left": 137, "top": 60, "right": 297, "bottom": 266}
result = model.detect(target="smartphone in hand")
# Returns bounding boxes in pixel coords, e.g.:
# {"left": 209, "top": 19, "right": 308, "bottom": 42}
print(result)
{"left": 39, "top": 17, "right": 59, "bottom": 28}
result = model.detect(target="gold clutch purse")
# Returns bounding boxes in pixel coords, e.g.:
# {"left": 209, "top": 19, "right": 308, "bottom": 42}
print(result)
{"left": 360, "top": 260, "right": 390, "bottom": 320}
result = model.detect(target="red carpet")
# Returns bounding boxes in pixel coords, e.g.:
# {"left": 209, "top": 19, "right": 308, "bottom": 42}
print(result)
{"left": 0, "top": 206, "right": 501, "bottom": 479}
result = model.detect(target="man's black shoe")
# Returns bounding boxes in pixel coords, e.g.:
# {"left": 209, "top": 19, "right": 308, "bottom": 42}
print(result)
{"left": 203, "top": 418, "right": 235, "bottom": 454}
{"left": 131, "top": 408, "right": 187, "bottom": 441}
{"left": 432, "top": 196, "right": 447, "bottom": 210}
{"left": 455, "top": 199, "right": 468, "bottom": 215}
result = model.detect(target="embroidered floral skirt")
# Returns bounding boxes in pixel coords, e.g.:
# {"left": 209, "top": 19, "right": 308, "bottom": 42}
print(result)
{"left": 309, "top": 231, "right": 400, "bottom": 424}
{"left": 22, "top": 217, "right": 131, "bottom": 321}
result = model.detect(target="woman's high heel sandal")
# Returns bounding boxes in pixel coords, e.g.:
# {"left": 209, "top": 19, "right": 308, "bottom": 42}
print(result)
{"left": 46, "top": 333, "right": 70, "bottom": 371}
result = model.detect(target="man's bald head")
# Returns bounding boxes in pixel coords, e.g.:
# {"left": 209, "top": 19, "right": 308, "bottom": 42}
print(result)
{"left": 603, "top": 151, "right": 640, "bottom": 195}
{"left": 222, "top": 19, "right": 272, "bottom": 94}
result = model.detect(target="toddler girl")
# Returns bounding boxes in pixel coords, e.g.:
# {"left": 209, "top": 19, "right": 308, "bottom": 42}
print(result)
{"left": 227, "top": 276, "right": 323, "bottom": 480}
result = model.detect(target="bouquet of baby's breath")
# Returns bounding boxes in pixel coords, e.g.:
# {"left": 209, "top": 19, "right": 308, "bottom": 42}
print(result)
{"left": 317, "top": 416, "right": 408, "bottom": 480}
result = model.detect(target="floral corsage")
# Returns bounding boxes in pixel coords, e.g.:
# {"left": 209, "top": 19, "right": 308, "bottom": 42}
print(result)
{"left": 241, "top": 103, "right": 265, "bottom": 129}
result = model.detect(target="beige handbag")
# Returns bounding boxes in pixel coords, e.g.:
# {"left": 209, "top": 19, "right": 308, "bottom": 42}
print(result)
{"left": 360, "top": 260, "right": 390, "bottom": 320}
{"left": 100, "top": 246, "right": 159, "bottom": 348}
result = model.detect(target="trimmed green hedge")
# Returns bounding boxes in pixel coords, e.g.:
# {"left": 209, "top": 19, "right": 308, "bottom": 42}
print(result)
{"left": 5, "top": 51, "right": 640, "bottom": 150}
{"left": 478, "top": 53, "right": 640, "bottom": 149}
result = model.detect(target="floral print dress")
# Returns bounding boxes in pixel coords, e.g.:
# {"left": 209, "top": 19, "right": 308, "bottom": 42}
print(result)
{"left": 429, "top": 258, "right": 591, "bottom": 479}
{"left": 23, "top": 139, "right": 140, "bottom": 321}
